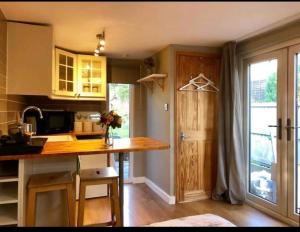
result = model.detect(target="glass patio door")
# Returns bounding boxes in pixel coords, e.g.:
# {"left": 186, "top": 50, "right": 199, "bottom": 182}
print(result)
{"left": 245, "top": 49, "right": 288, "bottom": 215}
{"left": 288, "top": 44, "right": 300, "bottom": 221}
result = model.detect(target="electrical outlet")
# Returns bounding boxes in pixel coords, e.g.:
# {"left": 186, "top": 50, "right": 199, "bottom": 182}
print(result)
{"left": 164, "top": 103, "right": 169, "bottom": 111}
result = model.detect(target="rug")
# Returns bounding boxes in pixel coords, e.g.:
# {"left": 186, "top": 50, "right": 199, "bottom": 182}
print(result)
{"left": 147, "top": 213, "right": 236, "bottom": 227}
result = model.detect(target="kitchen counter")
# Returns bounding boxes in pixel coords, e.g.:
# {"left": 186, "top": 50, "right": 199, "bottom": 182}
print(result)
{"left": 0, "top": 136, "right": 169, "bottom": 161}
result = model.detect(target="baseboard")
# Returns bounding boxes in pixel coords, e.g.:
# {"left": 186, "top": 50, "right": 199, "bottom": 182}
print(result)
{"left": 132, "top": 176, "right": 175, "bottom": 204}
{"left": 132, "top": 176, "right": 146, "bottom": 184}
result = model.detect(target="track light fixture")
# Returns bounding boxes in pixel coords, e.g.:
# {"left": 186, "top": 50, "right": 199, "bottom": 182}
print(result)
{"left": 95, "top": 31, "right": 105, "bottom": 56}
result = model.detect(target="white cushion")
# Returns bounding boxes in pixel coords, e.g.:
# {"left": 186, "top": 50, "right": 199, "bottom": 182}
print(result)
{"left": 147, "top": 214, "right": 236, "bottom": 227}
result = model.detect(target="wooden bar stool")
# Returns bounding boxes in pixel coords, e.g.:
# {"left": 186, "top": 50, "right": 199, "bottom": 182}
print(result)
{"left": 77, "top": 167, "right": 121, "bottom": 227}
{"left": 26, "top": 171, "right": 75, "bottom": 227}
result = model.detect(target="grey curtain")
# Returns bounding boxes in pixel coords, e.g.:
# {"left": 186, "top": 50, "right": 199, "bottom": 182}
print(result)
{"left": 212, "top": 41, "right": 245, "bottom": 204}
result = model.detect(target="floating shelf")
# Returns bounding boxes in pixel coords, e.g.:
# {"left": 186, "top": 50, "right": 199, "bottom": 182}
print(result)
{"left": 137, "top": 74, "right": 167, "bottom": 92}
{"left": 0, "top": 204, "right": 18, "bottom": 226}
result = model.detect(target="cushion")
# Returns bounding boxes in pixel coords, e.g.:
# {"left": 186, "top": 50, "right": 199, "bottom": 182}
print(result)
{"left": 147, "top": 214, "right": 236, "bottom": 227}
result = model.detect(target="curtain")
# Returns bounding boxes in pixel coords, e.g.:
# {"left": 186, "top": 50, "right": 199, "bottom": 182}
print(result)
{"left": 212, "top": 41, "right": 245, "bottom": 204}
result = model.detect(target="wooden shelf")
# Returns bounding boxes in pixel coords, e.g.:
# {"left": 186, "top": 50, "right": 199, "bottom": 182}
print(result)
{"left": 0, "top": 204, "right": 18, "bottom": 226}
{"left": 0, "top": 182, "right": 18, "bottom": 205}
{"left": 137, "top": 74, "right": 167, "bottom": 92}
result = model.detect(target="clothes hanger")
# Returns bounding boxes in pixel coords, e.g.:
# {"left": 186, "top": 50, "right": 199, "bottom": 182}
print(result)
{"left": 179, "top": 73, "right": 219, "bottom": 92}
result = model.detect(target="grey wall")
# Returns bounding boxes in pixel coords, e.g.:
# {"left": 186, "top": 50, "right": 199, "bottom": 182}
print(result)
{"left": 144, "top": 44, "right": 221, "bottom": 196}
{"left": 145, "top": 46, "right": 171, "bottom": 194}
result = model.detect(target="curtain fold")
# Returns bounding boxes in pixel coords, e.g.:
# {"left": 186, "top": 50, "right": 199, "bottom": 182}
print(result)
{"left": 212, "top": 41, "right": 245, "bottom": 204}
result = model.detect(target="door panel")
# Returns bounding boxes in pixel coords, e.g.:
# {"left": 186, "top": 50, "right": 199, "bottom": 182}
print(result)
{"left": 287, "top": 44, "right": 300, "bottom": 221}
{"left": 245, "top": 49, "right": 287, "bottom": 214}
{"left": 176, "top": 52, "right": 220, "bottom": 202}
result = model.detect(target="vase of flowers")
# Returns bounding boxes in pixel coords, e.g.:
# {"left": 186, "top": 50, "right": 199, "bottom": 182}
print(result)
{"left": 99, "top": 110, "right": 122, "bottom": 146}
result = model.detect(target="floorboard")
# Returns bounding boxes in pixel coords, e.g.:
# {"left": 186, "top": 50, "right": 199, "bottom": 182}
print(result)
{"left": 77, "top": 183, "right": 288, "bottom": 227}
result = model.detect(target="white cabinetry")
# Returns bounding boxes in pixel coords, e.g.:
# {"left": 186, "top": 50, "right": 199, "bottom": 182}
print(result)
{"left": 0, "top": 161, "right": 19, "bottom": 227}
{"left": 51, "top": 49, "right": 107, "bottom": 101}
{"left": 7, "top": 22, "right": 53, "bottom": 96}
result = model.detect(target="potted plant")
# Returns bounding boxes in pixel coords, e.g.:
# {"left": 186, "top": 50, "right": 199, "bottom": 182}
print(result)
{"left": 99, "top": 110, "right": 122, "bottom": 146}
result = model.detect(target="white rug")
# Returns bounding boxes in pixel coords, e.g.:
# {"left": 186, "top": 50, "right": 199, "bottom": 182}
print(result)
{"left": 147, "top": 214, "right": 236, "bottom": 227}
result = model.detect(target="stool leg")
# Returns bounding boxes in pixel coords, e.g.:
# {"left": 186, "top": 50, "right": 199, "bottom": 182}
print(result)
{"left": 109, "top": 184, "right": 115, "bottom": 224}
{"left": 26, "top": 188, "right": 37, "bottom": 226}
{"left": 112, "top": 179, "right": 121, "bottom": 227}
{"left": 77, "top": 181, "right": 86, "bottom": 227}
{"left": 66, "top": 183, "right": 75, "bottom": 226}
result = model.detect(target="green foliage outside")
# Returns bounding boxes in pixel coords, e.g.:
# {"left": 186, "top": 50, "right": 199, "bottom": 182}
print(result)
{"left": 109, "top": 84, "right": 130, "bottom": 138}
{"left": 265, "top": 73, "right": 277, "bottom": 102}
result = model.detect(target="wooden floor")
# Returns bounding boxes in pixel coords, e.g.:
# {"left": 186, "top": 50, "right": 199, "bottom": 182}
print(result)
{"left": 77, "top": 183, "right": 288, "bottom": 227}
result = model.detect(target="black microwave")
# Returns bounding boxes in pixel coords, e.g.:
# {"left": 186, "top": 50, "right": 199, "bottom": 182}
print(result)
{"left": 24, "top": 109, "right": 75, "bottom": 135}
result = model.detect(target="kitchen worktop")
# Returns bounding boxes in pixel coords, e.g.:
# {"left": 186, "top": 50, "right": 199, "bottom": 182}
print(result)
{"left": 0, "top": 136, "right": 170, "bottom": 161}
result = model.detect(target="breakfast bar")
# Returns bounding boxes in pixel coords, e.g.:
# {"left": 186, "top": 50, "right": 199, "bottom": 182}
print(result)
{"left": 0, "top": 136, "right": 170, "bottom": 226}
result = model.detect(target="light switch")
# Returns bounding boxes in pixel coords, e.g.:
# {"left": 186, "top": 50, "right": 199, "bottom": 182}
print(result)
{"left": 164, "top": 103, "right": 168, "bottom": 111}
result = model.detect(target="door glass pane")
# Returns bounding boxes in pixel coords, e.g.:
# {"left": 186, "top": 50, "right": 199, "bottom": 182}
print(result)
{"left": 59, "top": 66, "right": 66, "bottom": 80}
{"left": 93, "top": 61, "right": 101, "bottom": 69}
{"left": 67, "top": 57, "right": 73, "bottom": 66}
{"left": 249, "top": 59, "right": 278, "bottom": 204}
{"left": 67, "top": 67, "right": 73, "bottom": 81}
{"left": 59, "top": 81, "right": 66, "bottom": 91}
{"left": 295, "top": 54, "right": 300, "bottom": 214}
{"left": 109, "top": 84, "right": 130, "bottom": 180}
{"left": 59, "top": 54, "right": 66, "bottom": 65}
{"left": 82, "top": 84, "right": 91, "bottom": 92}
{"left": 67, "top": 82, "right": 73, "bottom": 92}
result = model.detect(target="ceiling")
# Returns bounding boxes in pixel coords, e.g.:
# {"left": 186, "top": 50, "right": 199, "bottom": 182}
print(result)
{"left": 1, "top": 2, "right": 300, "bottom": 59}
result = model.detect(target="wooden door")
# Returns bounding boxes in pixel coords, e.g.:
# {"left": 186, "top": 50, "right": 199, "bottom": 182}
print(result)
{"left": 175, "top": 52, "right": 220, "bottom": 202}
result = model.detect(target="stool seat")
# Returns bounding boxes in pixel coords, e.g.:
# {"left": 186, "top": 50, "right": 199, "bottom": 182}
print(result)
{"left": 80, "top": 167, "right": 118, "bottom": 181}
{"left": 28, "top": 171, "right": 73, "bottom": 188}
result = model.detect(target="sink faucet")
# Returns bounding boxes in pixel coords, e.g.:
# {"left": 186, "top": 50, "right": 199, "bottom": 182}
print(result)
{"left": 21, "top": 106, "right": 43, "bottom": 124}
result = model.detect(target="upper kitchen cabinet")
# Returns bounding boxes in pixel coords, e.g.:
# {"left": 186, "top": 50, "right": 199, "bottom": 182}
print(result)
{"left": 77, "top": 55, "right": 106, "bottom": 98}
{"left": 51, "top": 49, "right": 107, "bottom": 101}
{"left": 54, "top": 49, "right": 77, "bottom": 97}
{"left": 7, "top": 22, "right": 53, "bottom": 96}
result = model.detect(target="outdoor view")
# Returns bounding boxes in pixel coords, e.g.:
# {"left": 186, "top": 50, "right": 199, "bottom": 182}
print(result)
{"left": 109, "top": 84, "right": 130, "bottom": 180}
{"left": 249, "top": 59, "right": 278, "bottom": 203}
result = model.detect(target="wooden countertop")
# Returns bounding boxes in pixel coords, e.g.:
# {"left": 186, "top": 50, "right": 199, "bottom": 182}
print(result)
{"left": 0, "top": 137, "right": 170, "bottom": 161}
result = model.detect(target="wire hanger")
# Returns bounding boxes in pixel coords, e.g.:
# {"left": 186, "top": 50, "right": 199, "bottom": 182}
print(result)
{"left": 179, "top": 73, "right": 219, "bottom": 92}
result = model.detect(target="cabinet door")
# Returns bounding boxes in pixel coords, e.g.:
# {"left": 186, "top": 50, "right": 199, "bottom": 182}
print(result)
{"left": 54, "top": 49, "right": 77, "bottom": 97}
{"left": 77, "top": 55, "right": 106, "bottom": 99}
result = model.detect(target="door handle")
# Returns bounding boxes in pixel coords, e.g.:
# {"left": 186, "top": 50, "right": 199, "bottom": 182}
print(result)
{"left": 268, "top": 118, "right": 282, "bottom": 140}
{"left": 180, "top": 132, "right": 190, "bottom": 141}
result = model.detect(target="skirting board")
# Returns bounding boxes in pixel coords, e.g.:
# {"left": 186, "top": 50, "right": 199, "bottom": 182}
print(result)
{"left": 132, "top": 176, "right": 176, "bottom": 205}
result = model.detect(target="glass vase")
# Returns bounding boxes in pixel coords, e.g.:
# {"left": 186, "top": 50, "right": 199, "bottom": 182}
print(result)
{"left": 104, "top": 126, "right": 113, "bottom": 147}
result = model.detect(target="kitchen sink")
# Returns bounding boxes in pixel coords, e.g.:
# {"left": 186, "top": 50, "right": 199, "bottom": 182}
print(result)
{"left": 32, "top": 135, "right": 74, "bottom": 142}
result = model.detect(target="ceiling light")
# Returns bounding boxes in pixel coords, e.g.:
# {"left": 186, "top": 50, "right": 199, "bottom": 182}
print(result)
{"left": 99, "top": 39, "right": 105, "bottom": 46}
{"left": 95, "top": 30, "right": 105, "bottom": 56}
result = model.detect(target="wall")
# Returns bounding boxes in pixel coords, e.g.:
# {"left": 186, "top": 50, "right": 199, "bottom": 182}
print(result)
{"left": 145, "top": 47, "right": 171, "bottom": 194}
{"left": 144, "top": 44, "right": 221, "bottom": 196}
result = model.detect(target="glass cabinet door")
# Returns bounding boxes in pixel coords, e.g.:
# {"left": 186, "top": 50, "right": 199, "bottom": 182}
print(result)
{"left": 55, "top": 49, "right": 77, "bottom": 96}
{"left": 77, "top": 55, "right": 106, "bottom": 98}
